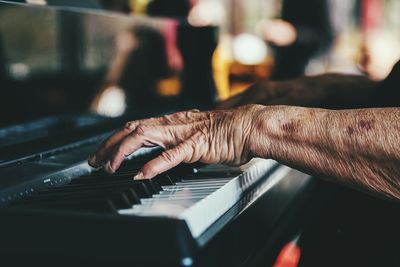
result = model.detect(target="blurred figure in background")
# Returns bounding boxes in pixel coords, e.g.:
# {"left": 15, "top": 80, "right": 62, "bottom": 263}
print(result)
{"left": 256, "top": 0, "right": 334, "bottom": 80}
{"left": 91, "top": 25, "right": 173, "bottom": 116}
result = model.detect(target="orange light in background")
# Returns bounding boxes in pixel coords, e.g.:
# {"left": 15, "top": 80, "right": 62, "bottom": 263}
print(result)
{"left": 212, "top": 33, "right": 273, "bottom": 100}
{"left": 156, "top": 76, "right": 182, "bottom": 97}
{"left": 130, "top": 0, "right": 151, "bottom": 15}
{"left": 212, "top": 35, "right": 233, "bottom": 100}
{"left": 273, "top": 242, "right": 302, "bottom": 267}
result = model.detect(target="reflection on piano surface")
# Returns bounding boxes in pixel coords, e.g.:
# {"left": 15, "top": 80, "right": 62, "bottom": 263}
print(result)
{"left": 0, "top": 2, "right": 313, "bottom": 266}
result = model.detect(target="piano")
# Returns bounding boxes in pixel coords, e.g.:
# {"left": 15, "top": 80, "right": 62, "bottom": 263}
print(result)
{"left": 0, "top": 1, "right": 316, "bottom": 266}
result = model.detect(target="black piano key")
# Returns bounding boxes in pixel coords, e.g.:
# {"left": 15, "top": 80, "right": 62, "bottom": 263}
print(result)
{"left": 120, "top": 188, "right": 141, "bottom": 204}
{"left": 10, "top": 157, "right": 198, "bottom": 214}
{"left": 152, "top": 174, "right": 174, "bottom": 186}
{"left": 16, "top": 198, "right": 117, "bottom": 213}
{"left": 142, "top": 179, "right": 161, "bottom": 195}
{"left": 69, "top": 171, "right": 141, "bottom": 184}
{"left": 130, "top": 182, "right": 152, "bottom": 198}
{"left": 106, "top": 192, "right": 131, "bottom": 209}
{"left": 45, "top": 185, "right": 141, "bottom": 205}
{"left": 58, "top": 199, "right": 117, "bottom": 213}
{"left": 60, "top": 179, "right": 153, "bottom": 198}
{"left": 46, "top": 198, "right": 118, "bottom": 213}
{"left": 117, "top": 163, "right": 143, "bottom": 172}
{"left": 22, "top": 187, "right": 132, "bottom": 203}
{"left": 63, "top": 178, "right": 161, "bottom": 200}
{"left": 67, "top": 177, "right": 133, "bottom": 188}
{"left": 53, "top": 180, "right": 152, "bottom": 199}
{"left": 50, "top": 182, "right": 136, "bottom": 193}
{"left": 28, "top": 191, "right": 132, "bottom": 209}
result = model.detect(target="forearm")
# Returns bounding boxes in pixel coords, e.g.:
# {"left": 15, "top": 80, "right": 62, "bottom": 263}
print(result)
{"left": 288, "top": 74, "right": 378, "bottom": 108}
{"left": 251, "top": 105, "right": 400, "bottom": 200}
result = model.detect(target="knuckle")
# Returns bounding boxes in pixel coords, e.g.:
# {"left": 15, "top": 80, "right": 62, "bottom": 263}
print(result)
{"left": 135, "top": 125, "right": 147, "bottom": 136}
{"left": 197, "top": 132, "right": 207, "bottom": 144}
{"left": 161, "top": 150, "right": 176, "bottom": 163}
{"left": 124, "top": 121, "right": 135, "bottom": 131}
{"left": 170, "top": 112, "right": 180, "bottom": 119}
{"left": 181, "top": 142, "right": 196, "bottom": 163}
{"left": 185, "top": 138, "right": 197, "bottom": 148}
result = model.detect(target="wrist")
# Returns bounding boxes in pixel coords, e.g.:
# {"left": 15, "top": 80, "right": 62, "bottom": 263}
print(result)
{"left": 248, "top": 105, "right": 282, "bottom": 159}
{"left": 248, "top": 105, "right": 328, "bottom": 160}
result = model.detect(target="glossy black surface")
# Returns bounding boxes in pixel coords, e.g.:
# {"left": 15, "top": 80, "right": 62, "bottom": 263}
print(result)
{"left": 0, "top": 163, "right": 313, "bottom": 267}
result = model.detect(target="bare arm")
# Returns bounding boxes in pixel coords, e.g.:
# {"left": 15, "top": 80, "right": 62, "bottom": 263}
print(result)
{"left": 252, "top": 106, "right": 400, "bottom": 200}
{"left": 89, "top": 105, "right": 400, "bottom": 201}
{"left": 217, "top": 74, "right": 377, "bottom": 109}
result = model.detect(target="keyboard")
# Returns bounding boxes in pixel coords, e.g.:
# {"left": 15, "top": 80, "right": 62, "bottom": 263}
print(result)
{"left": 0, "top": 142, "right": 312, "bottom": 266}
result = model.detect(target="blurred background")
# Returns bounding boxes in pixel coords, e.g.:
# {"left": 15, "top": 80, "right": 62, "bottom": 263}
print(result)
{"left": 94, "top": 0, "right": 400, "bottom": 99}
{"left": 1, "top": 0, "right": 400, "bottom": 121}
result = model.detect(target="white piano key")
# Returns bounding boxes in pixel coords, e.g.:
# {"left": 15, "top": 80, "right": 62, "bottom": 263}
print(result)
{"left": 161, "top": 185, "right": 224, "bottom": 193}
{"left": 178, "top": 177, "right": 233, "bottom": 183}
{"left": 154, "top": 191, "right": 214, "bottom": 199}
{"left": 139, "top": 196, "right": 204, "bottom": 205}
{"left": 158, "top": 188, "right": 218, "bottom": 196}
{"left": 118, "top": 158, "right": 278, "bottom": 239}
{"left": 173, "top": 179, "right": 232, "bottom": 186}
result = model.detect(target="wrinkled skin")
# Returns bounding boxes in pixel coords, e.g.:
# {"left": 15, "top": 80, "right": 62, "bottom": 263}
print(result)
{"left": 88, "top": 105, "right": 265, "bottom": 179}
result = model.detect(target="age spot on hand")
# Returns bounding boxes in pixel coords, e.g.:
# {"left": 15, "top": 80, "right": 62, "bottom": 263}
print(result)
{"left": 281, "top": 122, "right": 297, "bottom": 134}
{"left": 358, "top": 120, "right": 374, "bottom": 131}
{"left": 346, "top": 126, "right": 354, "bottom": 135}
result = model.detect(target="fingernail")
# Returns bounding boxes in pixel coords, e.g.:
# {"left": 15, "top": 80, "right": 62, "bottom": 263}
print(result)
{"left": 88, "top": 154, "right": 97, "bottom": 166}
{"left": 125, "top": 121, "right": 135, "bottom": 131}
{"left": 104, "top": 161, "right": 115, "bottom": 174}
{"left": 133, "top": 171, "right": 145, "bottom": 180}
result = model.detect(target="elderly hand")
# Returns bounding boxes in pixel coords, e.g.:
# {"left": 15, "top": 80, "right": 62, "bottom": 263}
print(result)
{"left": 88, "top": 105, "right": 267, "bottom": 180}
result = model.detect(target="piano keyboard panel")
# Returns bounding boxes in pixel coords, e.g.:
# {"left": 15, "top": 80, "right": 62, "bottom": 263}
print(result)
{"left": 10, "top": 157, "right": 278, "bottom": 238}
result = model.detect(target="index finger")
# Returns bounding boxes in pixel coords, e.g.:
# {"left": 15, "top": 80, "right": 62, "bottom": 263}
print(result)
{"left": 88, "top": 121, "right": 137, "bottom": 167}
{"left": 89, "top": 110, "right": 205, "bottom": 167}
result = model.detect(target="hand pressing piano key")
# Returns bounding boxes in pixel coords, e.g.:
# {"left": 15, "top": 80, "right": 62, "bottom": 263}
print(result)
{"left": 88, "top": 105, "right": 266, "bottom": 180}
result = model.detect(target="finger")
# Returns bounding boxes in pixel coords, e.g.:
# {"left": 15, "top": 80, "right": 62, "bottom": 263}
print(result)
{"left": 136, "top": 141, "right": 193, "bottom": 180}
{"left": 89, "top": 110, "right": 207, "bottom": 167}
{"left": 105, "top": 132, "right": 145, "bottom": 173}
{"left": 136, "top": 132, "right": 206, "bottom": 180}
{"left": 88, "top": 113, "right": 187, "bottom": 167}
{"left": 158, "top": 109, "right": 204, "bottom": 125}
{"left": 88, "top": 121, "right": 137, "bottom": 167}
{"left": 108, "top": 124, "right": 196, "bottom": 173}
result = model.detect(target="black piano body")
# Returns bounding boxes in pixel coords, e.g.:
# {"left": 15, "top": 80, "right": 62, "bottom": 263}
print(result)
{"left": 1, "top": 2, "right": 398, "bottom": 267}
